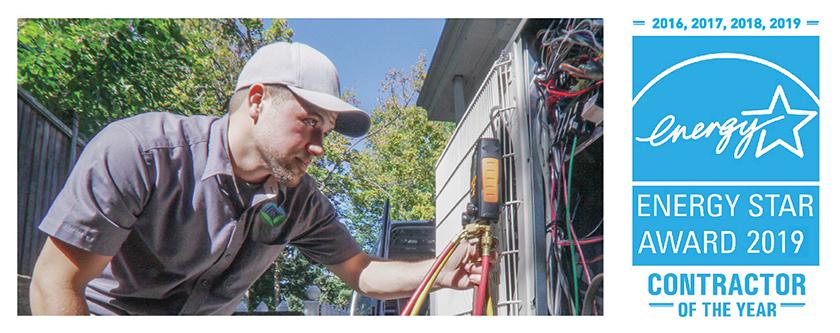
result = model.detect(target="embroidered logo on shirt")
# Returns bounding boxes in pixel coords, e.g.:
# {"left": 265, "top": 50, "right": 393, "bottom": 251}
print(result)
{"left": 259, "top": 202, "right": 287, "bottom": 227}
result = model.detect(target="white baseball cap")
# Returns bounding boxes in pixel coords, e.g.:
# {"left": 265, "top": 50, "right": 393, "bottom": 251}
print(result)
{"left": 235, "top": 42, "right": 371, "bottom": 137}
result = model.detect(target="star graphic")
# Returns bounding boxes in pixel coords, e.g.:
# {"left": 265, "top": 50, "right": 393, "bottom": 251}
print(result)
{"left": 740, "top": 85, "right": 818, "bottom": 158}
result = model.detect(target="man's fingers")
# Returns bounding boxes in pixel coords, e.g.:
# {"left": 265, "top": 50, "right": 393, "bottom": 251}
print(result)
{"left": 464, "top": 262, "right": 480, "bottom": 274}
{"left": 442, "top": 235, "right": 501, "bottom": 289}
{"left": 465, "top": 257, "right": 498, "bottom": 273}
{"left": 469, "top": 273, "right": 482, "bottom": 285}
{"left": 460, "top": 240, "right": 478, "bottom": 264}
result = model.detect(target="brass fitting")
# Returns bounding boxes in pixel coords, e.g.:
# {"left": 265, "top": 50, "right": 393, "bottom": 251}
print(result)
{"left": 463, "top": 223, "right": 494, "bottom": 258}
{"left": 480, "top": 228, "right": 493, "bottom": 257}
{"left": 463, "top": 223, "right": 490, "bottom": 240}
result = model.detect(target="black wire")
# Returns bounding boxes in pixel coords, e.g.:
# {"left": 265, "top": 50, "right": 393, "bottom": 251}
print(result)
{"left": 583, "top": 218, "right": 604, "bottom": 238}
{"left": 539, "top": 18, "right": 603, "bottom": 316}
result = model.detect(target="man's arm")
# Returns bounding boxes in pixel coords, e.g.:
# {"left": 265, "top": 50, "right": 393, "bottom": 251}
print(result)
{"left": 326, "top": 238, "right": 485, "bottom": 300}
{"left": 29, "top": 237, "right": 113, "bottom": 315}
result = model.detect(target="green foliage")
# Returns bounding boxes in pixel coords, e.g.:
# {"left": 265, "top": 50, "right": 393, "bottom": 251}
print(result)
{"left": 19, "top": 19, "right": 186, "bottom": 136}
{"left": 311, "top": 54, "right": 455, "bottom": 252}
{"left": 17, "top": 18, "right": 293, "bottom": 138}
{"left": 351, "top": 55, "right": 454, "bottom": 244}
{"left": 316, "top": 271, "right": 355, "bottom": 307}
{"left": 247, "top": 248, "right": 318, "bottom": 312}
{"left": 246, "top": 248, "right": 353, "bottom": 312}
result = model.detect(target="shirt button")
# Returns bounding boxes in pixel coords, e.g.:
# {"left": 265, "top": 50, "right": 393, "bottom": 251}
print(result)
{"left": 201, "top": 279, "right": 210, "bottom": 287}
{"left": 225, "top": 254, "right": 232, "bottom": 260}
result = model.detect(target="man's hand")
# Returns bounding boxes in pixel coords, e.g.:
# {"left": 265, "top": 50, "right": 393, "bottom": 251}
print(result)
{"left": 434, "top": 237, "right": 499, "bottom": 290}
{"left": 326, "top": 232, "right": 498, "bottom": 300}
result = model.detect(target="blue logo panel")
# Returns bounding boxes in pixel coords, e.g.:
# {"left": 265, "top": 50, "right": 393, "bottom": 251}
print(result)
{"left": 632, "top": 186, "right": 819, "bottom": 266}
{"left": 632, "top": 37, "right": 819, "bottom": 181}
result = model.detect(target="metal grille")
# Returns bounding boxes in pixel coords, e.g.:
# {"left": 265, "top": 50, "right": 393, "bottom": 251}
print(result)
{"left": 495, "top": 109, "right": 522, "bottom": 315}
{"left": 432, "top": 55, "right": 523, "bottom": 315}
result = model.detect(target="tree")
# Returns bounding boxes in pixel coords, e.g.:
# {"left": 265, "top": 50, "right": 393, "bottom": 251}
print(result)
{"left": 319, "top": 54, "right": 455, "bottom": 252}
{"left": 18, "top": 19, "right": 186, "bottom": 137}
{"left": 17, "top": 18, "right": 293, "bottom": 138}
{"left": 175, "top": 18, "right": 293, "bottom": 117}
{"left": 246, "top": 247, "right": 320, "bottom": 312}
{"left": 245, "top": 247, "right": 355, "bottom": 312}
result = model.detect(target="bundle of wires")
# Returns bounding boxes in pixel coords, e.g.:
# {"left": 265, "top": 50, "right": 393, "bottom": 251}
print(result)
{"left": 533, "top": 18, "right": 604, "bottom": 316}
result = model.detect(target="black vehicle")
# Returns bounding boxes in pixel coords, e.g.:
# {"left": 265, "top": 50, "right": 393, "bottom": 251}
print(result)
{"left": 350, "top": 201, "right": 436, "bottom": 316}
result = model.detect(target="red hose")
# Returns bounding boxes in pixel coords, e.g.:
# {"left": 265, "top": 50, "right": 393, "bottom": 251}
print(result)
{"left": 472, "top": 254, "right": 491, "bottom": 316}
{"left": 401, "top": 239, "right": 459, "bottom": 316}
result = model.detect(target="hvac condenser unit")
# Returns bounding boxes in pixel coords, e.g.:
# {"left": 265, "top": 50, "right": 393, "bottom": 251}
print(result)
{"left": 430, "top": 19, "right": 604, "bottom": 316}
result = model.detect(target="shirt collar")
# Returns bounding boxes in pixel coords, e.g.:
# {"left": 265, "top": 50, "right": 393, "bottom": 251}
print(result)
{"left": 201, "top": 114, "right": 233, "bottom": 181}
{"left": 202, "top": 113, "right": 282, "bottom": 204}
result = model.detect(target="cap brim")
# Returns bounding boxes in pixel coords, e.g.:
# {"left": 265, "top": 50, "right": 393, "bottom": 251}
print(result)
{"left": 287, "top": 86, "right": 371, "bottom": 138}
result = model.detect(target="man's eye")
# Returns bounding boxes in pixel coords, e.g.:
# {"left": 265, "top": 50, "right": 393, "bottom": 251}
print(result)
{"left": 303, "top": 119, "right": 317, "bottom": 126}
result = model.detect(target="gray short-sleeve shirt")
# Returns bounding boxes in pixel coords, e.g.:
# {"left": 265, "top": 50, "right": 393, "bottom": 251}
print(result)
{"left": 38, "top": 112, "right": 362, "bottom": 315}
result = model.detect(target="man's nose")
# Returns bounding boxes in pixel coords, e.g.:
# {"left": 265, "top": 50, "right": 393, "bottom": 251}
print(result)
{"left": 308, "top": 140, "right": 325, "bottom": 157}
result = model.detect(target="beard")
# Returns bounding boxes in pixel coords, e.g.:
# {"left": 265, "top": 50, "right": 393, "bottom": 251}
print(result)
{"left": 261, "top": 145, "right": 306, "bottom": 187}
{"left": 264, "top": 154, "right": 305, "bottom": 187}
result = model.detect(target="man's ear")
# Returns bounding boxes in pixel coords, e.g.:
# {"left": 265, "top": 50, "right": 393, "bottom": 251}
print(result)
{"left": 247, "top": 83, "right": 267, "bottom": 121}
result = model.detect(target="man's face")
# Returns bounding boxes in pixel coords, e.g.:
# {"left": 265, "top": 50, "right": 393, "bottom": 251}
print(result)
{"left": 252, "top": 93, "right": 337, "bottom": 187}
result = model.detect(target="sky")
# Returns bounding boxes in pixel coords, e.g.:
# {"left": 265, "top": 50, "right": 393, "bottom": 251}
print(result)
{"left": 283, "top": 19, "right": 446, "bottom": 114}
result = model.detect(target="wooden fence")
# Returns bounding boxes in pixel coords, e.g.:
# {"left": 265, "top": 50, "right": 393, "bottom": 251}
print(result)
{"left": 17, "top": 86, "right": 86, "bottom": 277}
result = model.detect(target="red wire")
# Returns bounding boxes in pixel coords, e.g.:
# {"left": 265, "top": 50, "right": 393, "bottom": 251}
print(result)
{"left": 400, "top": 239, "right": 459, "bottom": 316}
{"left": 550, "top": 80, "right": 603, "bottom": 97}
{"left": 472, "top": 254, "right": 491, "bottom": 316}
{"left": 557, "top": 236, "right": 603, "bottom": 246}
{"left": 549, "top": 166, "right": 557, "bottom": 242}
{"left": 537, "top": 80, "right": 603, "bottom": 97}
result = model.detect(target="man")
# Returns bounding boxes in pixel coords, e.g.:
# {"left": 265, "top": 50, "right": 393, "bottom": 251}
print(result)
{"left": 30, "top": 42, "right": 484, "bottom": 315}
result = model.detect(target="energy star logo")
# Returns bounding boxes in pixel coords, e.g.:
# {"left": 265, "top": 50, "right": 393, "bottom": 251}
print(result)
{"left": 632, "top": 37, "right": 819, "bottom": 181}
{"left": 740, "top": 84, "right": 818, "bottom": 159}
